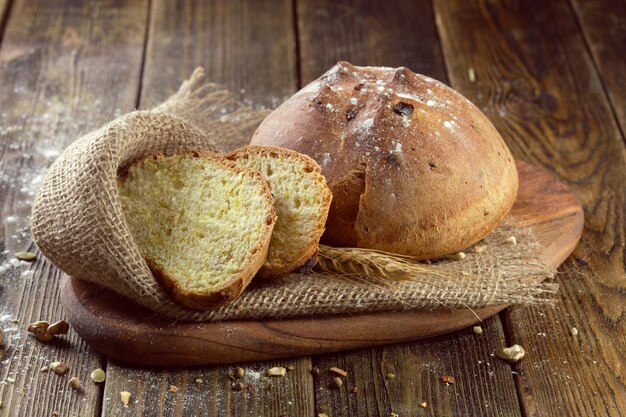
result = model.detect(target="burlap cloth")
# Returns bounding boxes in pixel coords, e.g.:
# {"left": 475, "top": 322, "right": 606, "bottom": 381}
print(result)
{"left": 31, "top": 68, "right": 558, "bottom": 322}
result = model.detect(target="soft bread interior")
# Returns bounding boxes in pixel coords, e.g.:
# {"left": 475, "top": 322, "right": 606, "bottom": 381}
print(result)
{"left": 230, "top": 146, "right": 331, "bottom": 277}
{"left": 118, "top": 152, "right": 274, "bottom": 307}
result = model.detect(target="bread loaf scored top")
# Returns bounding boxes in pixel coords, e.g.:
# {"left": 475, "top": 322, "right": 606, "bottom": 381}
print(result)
{"left": 251, "top": 61, "right": 518, "bottom": 259}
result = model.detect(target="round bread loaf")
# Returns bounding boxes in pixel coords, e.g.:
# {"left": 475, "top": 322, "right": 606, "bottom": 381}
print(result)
{"left": 250, "top": 61, "right": 518, "bottom": 259}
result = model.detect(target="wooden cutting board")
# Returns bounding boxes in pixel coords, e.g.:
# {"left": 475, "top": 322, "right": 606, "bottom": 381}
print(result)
{"left": 60, "top": 161, "right": 583, "bottom": 366}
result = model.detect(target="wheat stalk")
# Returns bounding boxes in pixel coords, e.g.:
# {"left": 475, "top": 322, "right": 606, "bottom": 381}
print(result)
{"left": 315, "top": 244, "right": 467, "bottom": 282}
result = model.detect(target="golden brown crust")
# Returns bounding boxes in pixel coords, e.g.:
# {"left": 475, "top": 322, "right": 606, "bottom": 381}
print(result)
{"left": 124, "top": 150, "right": 276, "bottom": 310}
{"left": 226, "top": 145, "right": 332, "bottom": 277}
{"left": 251, "top": 61, "right": 518, "bottom": 259}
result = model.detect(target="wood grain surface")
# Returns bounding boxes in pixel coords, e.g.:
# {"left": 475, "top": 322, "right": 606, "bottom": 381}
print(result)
{"left": 103, "top": 359, "right": 313, "bottom": 417}
{"left": 0, "top": 0, "right": 10, "bottom": 41}
{"left": 435, "top": 0, "right": 626, "bottom": 415}
{"left": 312, "top": 318, "right": 523, "bottom": 417}
{"left": 571, "top": 0, "right": 626, "bottom": 135}
{"left": 61, "top": 160, "right": 583, "bottom": 365}
{"left": 297, "top": 0, "right": 446, "bottom": 84}
{"left": 140, "top": 0, "right": 297, "bottom": 109}
{"left": 0, "top": 1, "right": 148, "bottom": 416}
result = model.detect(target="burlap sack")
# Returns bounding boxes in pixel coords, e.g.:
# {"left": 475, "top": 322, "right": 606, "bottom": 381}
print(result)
{"left": 31, "top": 68, "right": 557, "bottom": 322}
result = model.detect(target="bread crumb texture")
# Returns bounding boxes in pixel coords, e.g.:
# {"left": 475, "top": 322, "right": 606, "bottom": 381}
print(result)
{"left": 229, "top": 146, "right": 331, "bottom": 276}
{"left": 119, "top": 153, "right": 272, "bottom": 294}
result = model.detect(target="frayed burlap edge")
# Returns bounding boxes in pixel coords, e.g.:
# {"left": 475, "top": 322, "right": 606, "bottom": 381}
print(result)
{"left": 32, "top": 68, "right": 558, "bottom": 322}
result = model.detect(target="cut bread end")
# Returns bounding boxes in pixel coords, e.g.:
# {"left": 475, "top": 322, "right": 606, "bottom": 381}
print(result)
{"left": 118, "top": 151, "right": 276, "bottom": 310}
{"left": 227, "top": 145, "right": 332, "bottom": 278}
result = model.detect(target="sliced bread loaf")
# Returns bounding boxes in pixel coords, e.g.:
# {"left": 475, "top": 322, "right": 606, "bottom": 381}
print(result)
{"left": 227, "top": 145, "right": 332, "bottom": 277}
{"left": 118, "top": 151, "right": 276, "bottom": 310}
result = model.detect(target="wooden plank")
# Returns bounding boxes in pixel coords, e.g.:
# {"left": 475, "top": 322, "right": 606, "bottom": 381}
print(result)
{"left": 140, "top": 0, "right": 298, "bottom": 109}
{"left": 297, "top": 0, "right": 523, "bottom": 415}
{"left": 297, "top": 0, "right": 446, "bottom": 85}
{"left": 102, "top": 1, "right": 314, "bottom": 416}
{"left": 104, "top": 359, "right": 313, "bottom": 416}
{"left": 0, "top": 0, "right": 11, "bottom": 42}
{"left": 0, "top": 1, "right": 149, "bottom": 416}
{"left": 434, "top": 0, "right": 626, "bottom": 415}
{"left": 570, "top": 0, "right": 626, "bottom": 136}
{"left": 314, "top": 316, "right": 523, "bottom": 417}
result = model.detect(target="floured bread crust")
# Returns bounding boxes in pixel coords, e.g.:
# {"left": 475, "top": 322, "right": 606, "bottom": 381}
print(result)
{"left": 251, "top": 61, "right": 518, "bottom": 259}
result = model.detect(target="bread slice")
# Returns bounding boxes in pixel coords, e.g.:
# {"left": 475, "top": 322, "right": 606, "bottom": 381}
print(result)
{"left": 227, "top": 145, "right": 332, "bottom": 277}
{"left": 118, "top": 151, "right": 276, "bottom": 310}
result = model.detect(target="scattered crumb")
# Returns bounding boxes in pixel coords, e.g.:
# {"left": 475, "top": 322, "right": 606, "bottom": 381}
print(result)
{"left": 40, "top": 366, "right": 49, "bottom": 372}
{"left": 120, "top": 391, "right": 131, "bottom": 406}
{"left": 232, "top": 381, "right": 245, "bottom": 391}
{"left": 390, "top": 413, "right": 399, "bottom": 417}
{"left": 505, "top": 236, "right": 517, "bottom": 245}
{"left": 499, "top": 344, "right": 525, "bottom": 362}
{"left": 286, "top": 364, "right": 295, "bottom": 371}
{"left": 318, "top": 414, "right": 329, "bottom": 417}
{"left": 570, "top": 327, "right": 579, "bottom": 337}
{"left": 329, "top": 367, "right": 347, "bottom": 377}
{"left": 169, "top": 385, "right": 178, "bottom": 393}
{"left": 14, "top": 251, "right": 36, "bottom": 261}
{"left": 420, "top": 402, "right": 428, "bottom": 408}
{"left": 362, "top": 118, "right": 374, "bottom": 129}
{"left": 6, "top": 377, "right": 15, "bottom": 383}
{"left": 468, "top": 67, "right": 476, "bottom": 82}
{"left": 473, "top": 326, "right": 483, "bottom": 335}
{"left": 351, "top": 386, "right": 359, "bottom": 394}
{"left": 195, "top": 378, "right": 203, "bottom": 384}
{"left": 311, "top": 367, "right": 320, "bottom": 376}
{"left": 386, "top": 373, "right": 396, "bottom": 379}
{"left": 266, "top": 367, "right": 286, "bottom": 377}
{"left": 331, "top": 377, "right": 343, "bottom": 390}
{"left": 90, "top": 368, "right": 106, "bottom": 383}
{"left": 50, "top": 361, "right": 69, "bottom": 375}
{"left": 448, "top": 252, "right": 466, "bottom": 261}
{"left": 234, "top": 367, "right": 245, "bottom": 378}
{"left": 68, "top": 377, "right": 81, "bottom": 389}
{"left": 473, "top": 245, "right": 487, "bottom": 253}
{"left": 440, "top": 375, "right": 456, "bottom": 384}
{"left": 52, "top": 412, "right": 59, "bottom": 417}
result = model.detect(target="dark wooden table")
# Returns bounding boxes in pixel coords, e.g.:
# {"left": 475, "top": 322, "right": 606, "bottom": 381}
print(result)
{"left": 0, "top": 1, "right": 624, "bottom": 416}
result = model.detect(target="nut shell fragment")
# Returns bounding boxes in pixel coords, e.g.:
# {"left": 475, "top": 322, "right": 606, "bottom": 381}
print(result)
{"left": 50, "top": 361, "right": 69, "bottom": 375}
{"left": 69, "top": 377, "right": 81, "bottom": 389}
{"left": 27, "top": 320, "right": 69, "bottom": 342}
